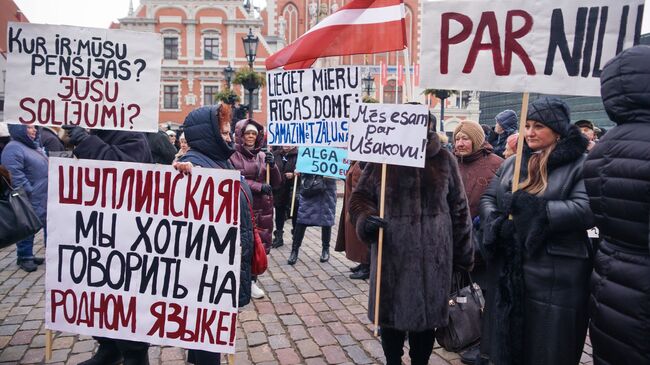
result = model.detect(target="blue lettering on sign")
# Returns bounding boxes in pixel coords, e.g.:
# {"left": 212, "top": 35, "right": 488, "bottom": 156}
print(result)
{"left": 268, "top": 120, "right": 348, "bottom": 146}
{"left": 295, "top": 146, "right": 349, "bottom": 179}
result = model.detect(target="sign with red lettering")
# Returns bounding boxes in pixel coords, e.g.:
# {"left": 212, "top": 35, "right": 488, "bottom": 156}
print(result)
{"left": 4, "top": 23, "right": 162, "bottom": 132}
{"left": 45, "top": 158, "right": 241, "bottom": 353}
{"left": 420, "top": 0, "right": 645, "bottom": 96}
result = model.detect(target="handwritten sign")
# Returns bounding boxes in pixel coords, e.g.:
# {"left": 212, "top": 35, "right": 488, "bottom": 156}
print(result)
{"left": 46, "top": 158, "right": 241, "bottom": 353}
{"left": 266, "top": 67, "right": 361, "bottom": 147}
{"left": 296, "top": 147, "right": 349, "bottom": 179}
{"left": 420, "top": 0, "right": 644, "bottom": 96}
{"left": 4, "top": 23, "right": 162, "bottom": 132}
{"left": 348, "top": 103, "right": 429, "bottom": 168}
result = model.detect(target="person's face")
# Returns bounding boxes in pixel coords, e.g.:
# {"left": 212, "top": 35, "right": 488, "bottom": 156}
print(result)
{"left": 580, "top": 127, "right": 595, "bottom": 141}
{"left": 495, "top": 123, "right": 504, "bottom": 134}
{"left": 525, "top": 120, "right": 559, "bottom": 151}
{"left": 180, "top": 137, "right": 189, "bottom": 152}
{"left": 26, "top": 126, "right": 37, "bottom": 140}
{"left": 169, "top": 135, "right": 176, "bottom": 144}
{"left": 243, "top": 130, "right": 257, "bottom": 147}
{"left": 221, "top": 126, "right": 232, "bottom": 144}
{"left": 454, "top": 132, "right": 473, "bottom": 156}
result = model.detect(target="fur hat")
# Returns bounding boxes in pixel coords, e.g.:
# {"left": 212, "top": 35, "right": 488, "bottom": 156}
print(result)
{"left": 453, "top": 120, "right": 485, "bottom": 151}
{"left": 526, "top": 97, "right": 571, "bottom": 137}
{"left": 495, "top": 110, "right": 518, "bottom": 133}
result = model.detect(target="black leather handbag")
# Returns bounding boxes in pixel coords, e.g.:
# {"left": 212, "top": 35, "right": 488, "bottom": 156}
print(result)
{"left": 300, "top": 174, "right": 326, "bottom": 197}
{"left": 435, "top": 271, "right": 485, "bottom": 352}
{"left": 0, "top": 177, "right": 43, "bottom": 247}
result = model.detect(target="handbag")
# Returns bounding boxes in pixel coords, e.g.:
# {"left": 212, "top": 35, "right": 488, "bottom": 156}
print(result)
{"left": 301, "top": 174, "right": 325, "bottom": 197}
{"left": 435, "top": 271, "right": 485, "bottom": 353}
{"left": 242, "top": 190, "right": 268, "bottom": 276}
{"left": 0, "top": 177, "right": 43, "bottom": 247}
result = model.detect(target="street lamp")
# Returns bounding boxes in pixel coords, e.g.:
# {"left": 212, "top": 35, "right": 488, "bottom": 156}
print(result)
{"left": 435, "top": 90, "right": 451, "bottom": 133}
{"left": 242, "top": 28, "right": 259, "bottom": 118}
{"left": 362, "top": 74, "right": 375, "bottom": 97}
{"left": 223, "top": 65, "right": 234, "bottom": 89}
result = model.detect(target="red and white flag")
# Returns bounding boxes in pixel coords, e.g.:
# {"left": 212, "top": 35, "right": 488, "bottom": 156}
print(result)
{"left": 265, "top": 0, "right": 406, "bottom": 70}
{"left": 381, "top": 61, "right": 388, "bottom": 86}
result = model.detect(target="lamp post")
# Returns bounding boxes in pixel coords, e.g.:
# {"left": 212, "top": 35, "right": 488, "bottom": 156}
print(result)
{"left": 224, "top": 65, "right": 234, "bottom": 89}
{"left": 362, "top": 74, "right": 375, "bottom": 98}
{"left": 242, "top": 28, "right": 259, "bottom": 119}
{"left": 435, "top": 90, "right": 451, "bottom": 133}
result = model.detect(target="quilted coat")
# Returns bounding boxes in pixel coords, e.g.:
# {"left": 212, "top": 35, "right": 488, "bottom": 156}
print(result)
{"left": 296, "top": 174, "right": 337, "bottom": 227}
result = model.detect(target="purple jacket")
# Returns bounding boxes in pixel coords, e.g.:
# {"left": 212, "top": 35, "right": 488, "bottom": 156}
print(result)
{"left": 229, "top": 119, "right": 281, "bottom": 251}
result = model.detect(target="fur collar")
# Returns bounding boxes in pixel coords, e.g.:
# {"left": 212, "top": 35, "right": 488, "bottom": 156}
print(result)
{"left": 425, "top": 130, "right": 442, "bottom": 159}
{"left": 520, "top": 124, "right": 588, "bottom": 177}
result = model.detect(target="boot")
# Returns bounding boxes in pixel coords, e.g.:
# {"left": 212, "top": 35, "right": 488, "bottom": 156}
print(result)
{"left": 122, "top": 349, "right": 150, "bottom": 365}
{"left": 350, "top": 264, "right": 370, "bottom": 280}
{"left": 79, "top": 342, "right": 123, "bottom": 365}
{"left": 320, "top": 243, "right": 330, "bottom": 262}
{"left": 272, "top": 230, "right": 284, "bottom": 248}
{"left": 288, "top": 225, "right": 306, "bottom": 265}
{"left": 17, "top": 258, "right": 37, "bottom": 273}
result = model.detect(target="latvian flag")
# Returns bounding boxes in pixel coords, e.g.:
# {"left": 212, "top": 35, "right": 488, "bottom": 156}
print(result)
{"left": 265, "top": 0, "right": 407, "bottom": 70}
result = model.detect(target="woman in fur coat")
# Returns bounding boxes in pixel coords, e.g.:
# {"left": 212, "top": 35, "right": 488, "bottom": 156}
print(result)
{"left": 349, "top": 126, "right": 474, "bottom": 365}
{"left": 479, "top": 97, "right": 594, "bottom": 365}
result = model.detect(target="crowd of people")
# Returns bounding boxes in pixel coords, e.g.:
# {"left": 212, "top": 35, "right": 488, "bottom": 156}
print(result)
{"left": 0, "top": 45, "right": 648, "bottom": 365}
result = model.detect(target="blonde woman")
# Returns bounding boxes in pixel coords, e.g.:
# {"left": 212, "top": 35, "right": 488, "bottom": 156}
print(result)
{"left": 479, "top": 97, "right": 594, "bottom": 365}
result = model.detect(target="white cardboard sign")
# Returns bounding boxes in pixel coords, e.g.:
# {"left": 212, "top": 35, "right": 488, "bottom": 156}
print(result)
{"left": 347, "top": 103, "right": 429, "bottom": 168}
{"left": 4, "top": 23, "right": 162, "bottom": 132}
{"left": 420, "top": 0, "right": 644, "bottom": 96}
{"left": 46, "top": 158, "right": 241, "bottom": 354}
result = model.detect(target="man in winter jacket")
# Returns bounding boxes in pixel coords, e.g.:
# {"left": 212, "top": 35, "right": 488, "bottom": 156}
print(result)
{"left": 584, "top": 45, "right": 650, "bottom": 365}
{"left": 66, "top": 126, "right": 152, "bottom": 365}
{"left": 487, "top": 109, "right": 518, "bottom": 158}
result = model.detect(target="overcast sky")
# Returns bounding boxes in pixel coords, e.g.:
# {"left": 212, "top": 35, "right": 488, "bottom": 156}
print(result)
{"left": 14, "top": 0, "right": 650, "bottom": 33}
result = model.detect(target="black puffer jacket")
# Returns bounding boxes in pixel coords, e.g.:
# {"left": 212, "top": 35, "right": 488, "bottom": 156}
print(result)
{"left": 583, "top": 45, "right": 650, "bottom": 365}
{"left": 480, "top": 125, "right": 594, "bottom": 365}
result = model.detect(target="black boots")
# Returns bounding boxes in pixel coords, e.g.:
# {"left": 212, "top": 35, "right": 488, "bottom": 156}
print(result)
{"left": 350, "top": 264, "right": 370, "bottom": 280}
{"left": 320, "top": 226, "right": 331, "bottom": 262}
{"left": 272, "top": 230, "right": 284, "bottom": 248}
{"left": 288, "top": 225, "right": 306, "bottom": 265}
{"left": 320, "top": 245, "right": 330, "bottom": 262}
{"left": 79, "top": 343, "right": 123, "bottom": 365}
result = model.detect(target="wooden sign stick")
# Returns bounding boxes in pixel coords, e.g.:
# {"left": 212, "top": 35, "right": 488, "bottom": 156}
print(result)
{"left": 511, "top": 92, "right": 530, "bottom": 193}
{"left": 289, "top": 174, "right": 298, "bottom": 217}
{"left": 46, "top": 330, "right": 53, "bottom": 360}
{"left": 373, "top": 163, "right": 388, "bottom": 337}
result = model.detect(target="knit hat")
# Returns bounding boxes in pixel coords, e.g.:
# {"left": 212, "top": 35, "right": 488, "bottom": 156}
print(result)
{"left": 495, "top": 110, "right": 518, "bottom": 134}
{"left": 526, "top": 97, "right": 571, "bottom": 137}
{"left": 453, "top": 120, "right": 485, "bottom": 151}
{"left": 244, "top": 123, "right": 259, "bottom": 134}
{"left": 165, "top": 130, "right": 176, "bottom": 136}
{"left": 574, "top": 119, "right": 594, "bottom": 130}
{"left": 506, "top": 133, "right": 519, "bottom": 151}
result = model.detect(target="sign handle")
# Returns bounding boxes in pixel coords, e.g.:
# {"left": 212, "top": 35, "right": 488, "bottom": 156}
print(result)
{"left": 46, "top": 330, "right": 53, "bottom": 361}
{"left": 290, "top": 174, "right": 298, "bottom": 218}
{"left": 512, "top": 92, "right": 530, "bottom": 193}
{"left": 228, "top": 353, "right": 235, "bottom": 364}
{"left": 266, "top": 163, "right": 271, "bottom": 184}
{"left": 373, "top": 163, "right": 388, "bottom": 337}
{"left": 403, "top": 48, "right": 412, "bottom": 102}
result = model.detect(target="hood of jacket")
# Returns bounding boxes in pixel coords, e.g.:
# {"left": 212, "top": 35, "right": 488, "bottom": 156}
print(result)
{"left": 600, "top": 45, "right": 650, "bottom": 125}
{"left": 183, "top": 105, "right": 235, "bottom": 162}
{"left": 8, "top": 124, "right": 41, "bottom": 150}
{"left": 234, "top": 119, "right": 265, "bottom": 157}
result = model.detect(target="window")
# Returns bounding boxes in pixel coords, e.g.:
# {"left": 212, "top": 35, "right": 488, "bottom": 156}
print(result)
{"left": 164, "top": 37, "right": 178, "bottom": 59}
{"left": 383, "top": 80, "right": 403, "bottom": 104}
{"left": 204, "top": 85, "right": 220, "bottom": 105}
{"left": 164, "top": 85, "right": 179, "bottom": 109}
{"left": 282, "top": 4, "right": 299, "bottom": 43}
{"left": 204, "top": 37, "right": 220, "bottom": 60}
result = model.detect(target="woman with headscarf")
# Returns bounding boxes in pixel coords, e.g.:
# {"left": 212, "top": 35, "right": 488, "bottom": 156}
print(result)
{"left": 452, "top": 120, "right": 503, "bottom": 364}
{"left": 479, "top": 97, "right": 594, "bottom": 365}
{"left": 1, "top": 125, "right": 48, "bottom": 272}
{"left": 173, "top": 104, "right": 254, "bottom": 365}
{"left": 229, "top": 120, "right": 281, "bottom": 299}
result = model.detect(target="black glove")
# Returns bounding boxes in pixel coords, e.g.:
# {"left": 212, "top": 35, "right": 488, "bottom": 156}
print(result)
{"left": 65, "top": 126, "right": 89, "bottom": 146}
{"left": 500, "top": 218, "right": 515, "bottom": 240}
{"left": 363, "top": 215, "right": 387, "bottom": 242}
{"left": 501, "top": 190, "right": 514, "bottom": 215}
{"left": 260, "top": 184, "right": 273, "bottom": 195}
{"left": 511, "top": 190, "right": 546, "bottom": 215}
{"left": 264, "top": 152, "right": 275, "bottom": 167}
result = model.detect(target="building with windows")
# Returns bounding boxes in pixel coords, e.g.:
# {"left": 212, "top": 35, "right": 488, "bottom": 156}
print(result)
{"left": 115, "top": 0, "right": 275, "bottom": 128}
{"left": 0, "top": 1, "right": 30, "bottom": 125}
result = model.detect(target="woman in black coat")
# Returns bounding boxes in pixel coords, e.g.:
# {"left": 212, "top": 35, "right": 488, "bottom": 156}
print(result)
{"left": 583, "top": 45, "right": 650, "bottom": 365}
{"left": 479, "top": 97, "right": 594, "bottom": 365}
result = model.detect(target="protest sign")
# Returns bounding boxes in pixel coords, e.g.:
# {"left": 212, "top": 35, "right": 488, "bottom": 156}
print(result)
{"left": 45, "top": 158, "right": 241, "bottom": 353}
{"left": 347, "top": 103, "right": 429, "bottom": 168}
{"left": 266, "top": 66, "right": 362, "bottom": 147}
{"left": 420, "top": 0, "right": 644, "bottom": 96}
{"left": 296, "top": 147, "right": 349, "bottom": 179}
{"left": 4, "top": 23, "right": 162, "bottom": 132}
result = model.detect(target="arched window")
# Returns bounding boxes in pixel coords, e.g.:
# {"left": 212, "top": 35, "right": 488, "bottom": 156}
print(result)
{"left": 282, "top": 4, "right": 299, "bottom": 43}
{"left": 383, "top": 79, "right": 403, "bottom": 104}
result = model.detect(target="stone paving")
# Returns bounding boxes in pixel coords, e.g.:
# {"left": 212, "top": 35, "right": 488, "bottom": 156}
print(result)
{"left": 0, "top": 209, "right": 594, "bottom": 364}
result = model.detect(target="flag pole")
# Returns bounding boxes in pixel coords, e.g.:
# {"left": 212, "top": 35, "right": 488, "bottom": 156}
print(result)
{"left": 373, "top": 163, "right": 388, "bottom": 336}
{"left": 511, "top": 92, "right": 530, "bottom": 193}
{"left": 403, "top": 48, "right": 412, "bottom": 102}
{"left": 290, "top": 174, "right": 298, "bottom": 217}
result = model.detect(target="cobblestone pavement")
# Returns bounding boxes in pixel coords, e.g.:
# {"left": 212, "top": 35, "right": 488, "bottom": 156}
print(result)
{"left": 0, "top": 215, "right": 594, "bottom": 364}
